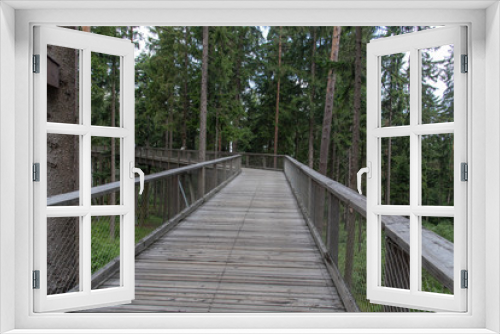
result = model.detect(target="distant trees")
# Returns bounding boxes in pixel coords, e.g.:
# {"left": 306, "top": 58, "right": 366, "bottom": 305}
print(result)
{"left": 85, "top": 25, "right": 453, "bottom": 210}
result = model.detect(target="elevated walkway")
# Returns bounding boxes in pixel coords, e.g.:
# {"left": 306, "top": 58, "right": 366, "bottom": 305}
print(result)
{"left": 87, "top": 168, "right": 346, "bottom": 312}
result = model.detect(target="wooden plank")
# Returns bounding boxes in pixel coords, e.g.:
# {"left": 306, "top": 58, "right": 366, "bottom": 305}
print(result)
{"left": 82, "top": 168, "right": 346, "bottom": 313}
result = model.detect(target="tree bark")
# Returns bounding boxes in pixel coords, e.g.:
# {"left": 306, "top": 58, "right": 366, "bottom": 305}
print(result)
{"left": 308, "top": 27, "right": 317, "bottom": 169}
{"left": 182, "top": 27, "right": 189, "bottom": 149}
{"left": 199, "top": 26, "right": 209, "bottom": 195}
{"left": 349, "top": 26, "right": 362, "bottom": 192}
{"left": 233, "top": 29, "right": 244, "bottom": 153}
{"left": 318, "top": 26, "right": 342, "bottom": 176}
{"left": 273, "top": 26, "right": 282, "bottom": 169}
{"left": 345, "top": 27, "right": 363, "bottom": 286}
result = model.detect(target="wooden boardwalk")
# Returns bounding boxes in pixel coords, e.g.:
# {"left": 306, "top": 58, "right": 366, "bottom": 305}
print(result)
{"left": 87, "top": 168, "right": 346, "bottom": 313}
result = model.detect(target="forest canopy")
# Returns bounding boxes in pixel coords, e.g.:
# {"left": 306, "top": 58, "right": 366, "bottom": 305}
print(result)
{"left": 87, "top": 26, "right": 454, "bottom": 208}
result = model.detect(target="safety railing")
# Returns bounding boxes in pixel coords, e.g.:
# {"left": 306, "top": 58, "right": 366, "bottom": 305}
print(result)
{"left": 134, "top": 147, "right": 233, "bottom": 168}
{"left": 239, "top": 153, "right": 285, "bottom": 170}
{"left": 46, "top": 155, "right": 242, "bottom": 294}
{"left": 283, "top": 156, "right": 454, "bottom": 312}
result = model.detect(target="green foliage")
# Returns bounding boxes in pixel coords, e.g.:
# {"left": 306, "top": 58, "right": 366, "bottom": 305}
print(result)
{"left": 88, "top": 25, "right": 456, "bottom": 310}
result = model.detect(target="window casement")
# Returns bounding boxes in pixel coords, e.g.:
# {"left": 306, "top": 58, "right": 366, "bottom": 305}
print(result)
{"left": 364, "top": 26, "right": 467, "bottom": 312}
{"left": 33, "top": 26, "right": 139, "bottom": 312}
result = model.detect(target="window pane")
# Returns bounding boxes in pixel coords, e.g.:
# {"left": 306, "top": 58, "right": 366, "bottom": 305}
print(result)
{"left": 91, "top": 52, "right": 121, "bottom": 127}
{"left": 421, "top": 45, "right": 454, "bottom": 124}
{"left": 422, "top": 134, "right": 454, "bottom": 206}
{"left": 421, "top": 217, "right": 454, "bottom": 294}
{"left": 91, "top": 137, "right": 121, "bottom": 205}
{"left": 47, "top": 217, "right": 80, "bottom": 295}
{"left": 47, "top": 44, "right": 80, "bottom": 124}
{"left": 381, "top": 216, "right": 410, "bottom": 291}
{"left": 91, "top": 215, "right": 121, "bottom": 289}
{"left": 381, "top": 136, "right": 410, "bottom": 205}
{"left": 47, "top": 134, "right": 80, "bottom": 206}
{"left": 380, "top": 52, "right": 410, "bottom": 127}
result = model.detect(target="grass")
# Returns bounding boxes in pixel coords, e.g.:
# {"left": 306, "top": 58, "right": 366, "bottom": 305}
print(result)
{"left": 90, "top": 214, "right": 165, "bottom": 274}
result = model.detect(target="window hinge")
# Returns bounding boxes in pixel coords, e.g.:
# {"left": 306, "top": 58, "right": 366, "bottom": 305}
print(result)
{"left": 33, "top": 163, "right": 40, "bottom": 182}
{"left": 33, "top": 270, "right": 40, "bottom": 289}
{"left": 461, "top": 270, "right": 468, "bottom": 289}
{"left": 33, "top": 54, "right": 40, "bottom": 73}
{"left": 461, "top": 54, "right": 468, "bottom": 73}
{"left": 461, "top": 162, "right": 468, "bottom": 181}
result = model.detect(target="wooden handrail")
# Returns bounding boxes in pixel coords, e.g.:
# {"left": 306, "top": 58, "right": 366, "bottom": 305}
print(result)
{"left": 48, "top": 155, "right": 241, "bottom": 206}
{"left": 284, "top": 155, "right": 454, "bottom": 292}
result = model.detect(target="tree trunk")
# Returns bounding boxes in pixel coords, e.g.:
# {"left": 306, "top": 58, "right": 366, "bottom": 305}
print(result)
{"left": 182, "top": 27, "right": 189, "bottom": 149}
{"left": 349, "top": 26, "right": 362, "bottom": 192}
{"left": 345, "top": 27, "right": 363, "bottom": 286}
{"left": 308, "top": 27, "right": 317, "bottom": 169}
{"left": 273, "top": 26, "right": 282, "bottom": 169}
{"left": 199, "top": 27, "right": 209, "bottom": 194}
{"left": 318, "top": 26, "right": 342, "bottom": 176}
{"left": 233, "top": 29, "right": 244, "bottom": 153}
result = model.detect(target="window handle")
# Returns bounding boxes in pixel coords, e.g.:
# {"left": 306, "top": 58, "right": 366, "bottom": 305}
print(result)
{"left": 130, "top": 162, "right": 145, "bottom": 195}
{"left": 357, "top": 162, "right": 371, "bottom": 195}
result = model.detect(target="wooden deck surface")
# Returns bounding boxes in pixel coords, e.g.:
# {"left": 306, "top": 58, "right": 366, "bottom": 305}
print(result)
{"left": 86, "top": 168, "right": 346, "bottom": 313}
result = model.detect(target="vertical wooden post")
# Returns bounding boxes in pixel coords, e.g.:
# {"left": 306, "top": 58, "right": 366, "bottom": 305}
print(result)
{"left": 263, "top": 156, "right": 266, "bottom": 169}
{"left": 307, "top": 176, "right": 313, "bottom": 218}
{"left": 214, "top": 163, "right": 218, "bottom": 189}
{"left": 162, "top": 178, "right": 168, "bottom": 222}
{"left": 188, "top": 173, "right": 196, "bottom": 204}
{"left": 223, "top": 160, "right": 227, "bottom": 181}
{"left": 246, "top": 155, "right": 249, "bottom": 168}
{"left": 198, "top": 168, "right": 205, "bottom": 199}
{"left": 135, "top": 185, "right": 139, "bottom": 225}
{"left": 153, "top": 181, "right": 157, "bottom": 214}
{"left": 140, "top": 182, "right": 150, "bottom": 226}
{"left": 175, "top": 175, "right": 180, "bottom": 215}
{"left": 344, "top": 206, "right": 356, "bottom": 288}
{"left": 327, "top": 193, "right": 340, "bottom": 266}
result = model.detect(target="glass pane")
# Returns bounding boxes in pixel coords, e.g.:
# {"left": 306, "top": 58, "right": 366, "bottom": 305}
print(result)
{"left": 91, "top": 137, "right": 121, "bottom": 205}
{"left": 381, "top": 136, "right": 410, "bottom": 205}
{"left": 47, "top": 134, "right": 80, "bottom": 206}
{"left": 421, "top": 217, "right": 454, "bottom": 294}
{"left": 421, "top": 45, "right": 454, "bottom": 124}
{"left": 47, "top": 45, "right": 80, "bottom": 124}
{"left": 91, "top": 52, "right": 121, "bottom": 127}
{"left": 380, "top": 52, "right": 410, "bottom": 127}
{"left": 47, "top": 217, "right": 80, "bottom": 295}
{"left": 91, "top": 215, "right": 121, "bottom": 289}
{"left": 421, "top": 134, "right": 454, "bottom": 206}
{"left": 381, "top": 215, "right": 410, "bottom": 290}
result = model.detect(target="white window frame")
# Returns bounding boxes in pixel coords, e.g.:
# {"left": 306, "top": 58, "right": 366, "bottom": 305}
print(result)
{"left": 33, "top": 26, "right": 136, "bottom": 313}
{"left": 365, "top": 26, "right": 467, "bottom": 312}
{"left": 0, "top": 1, "right": 499, "bottom": 333}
